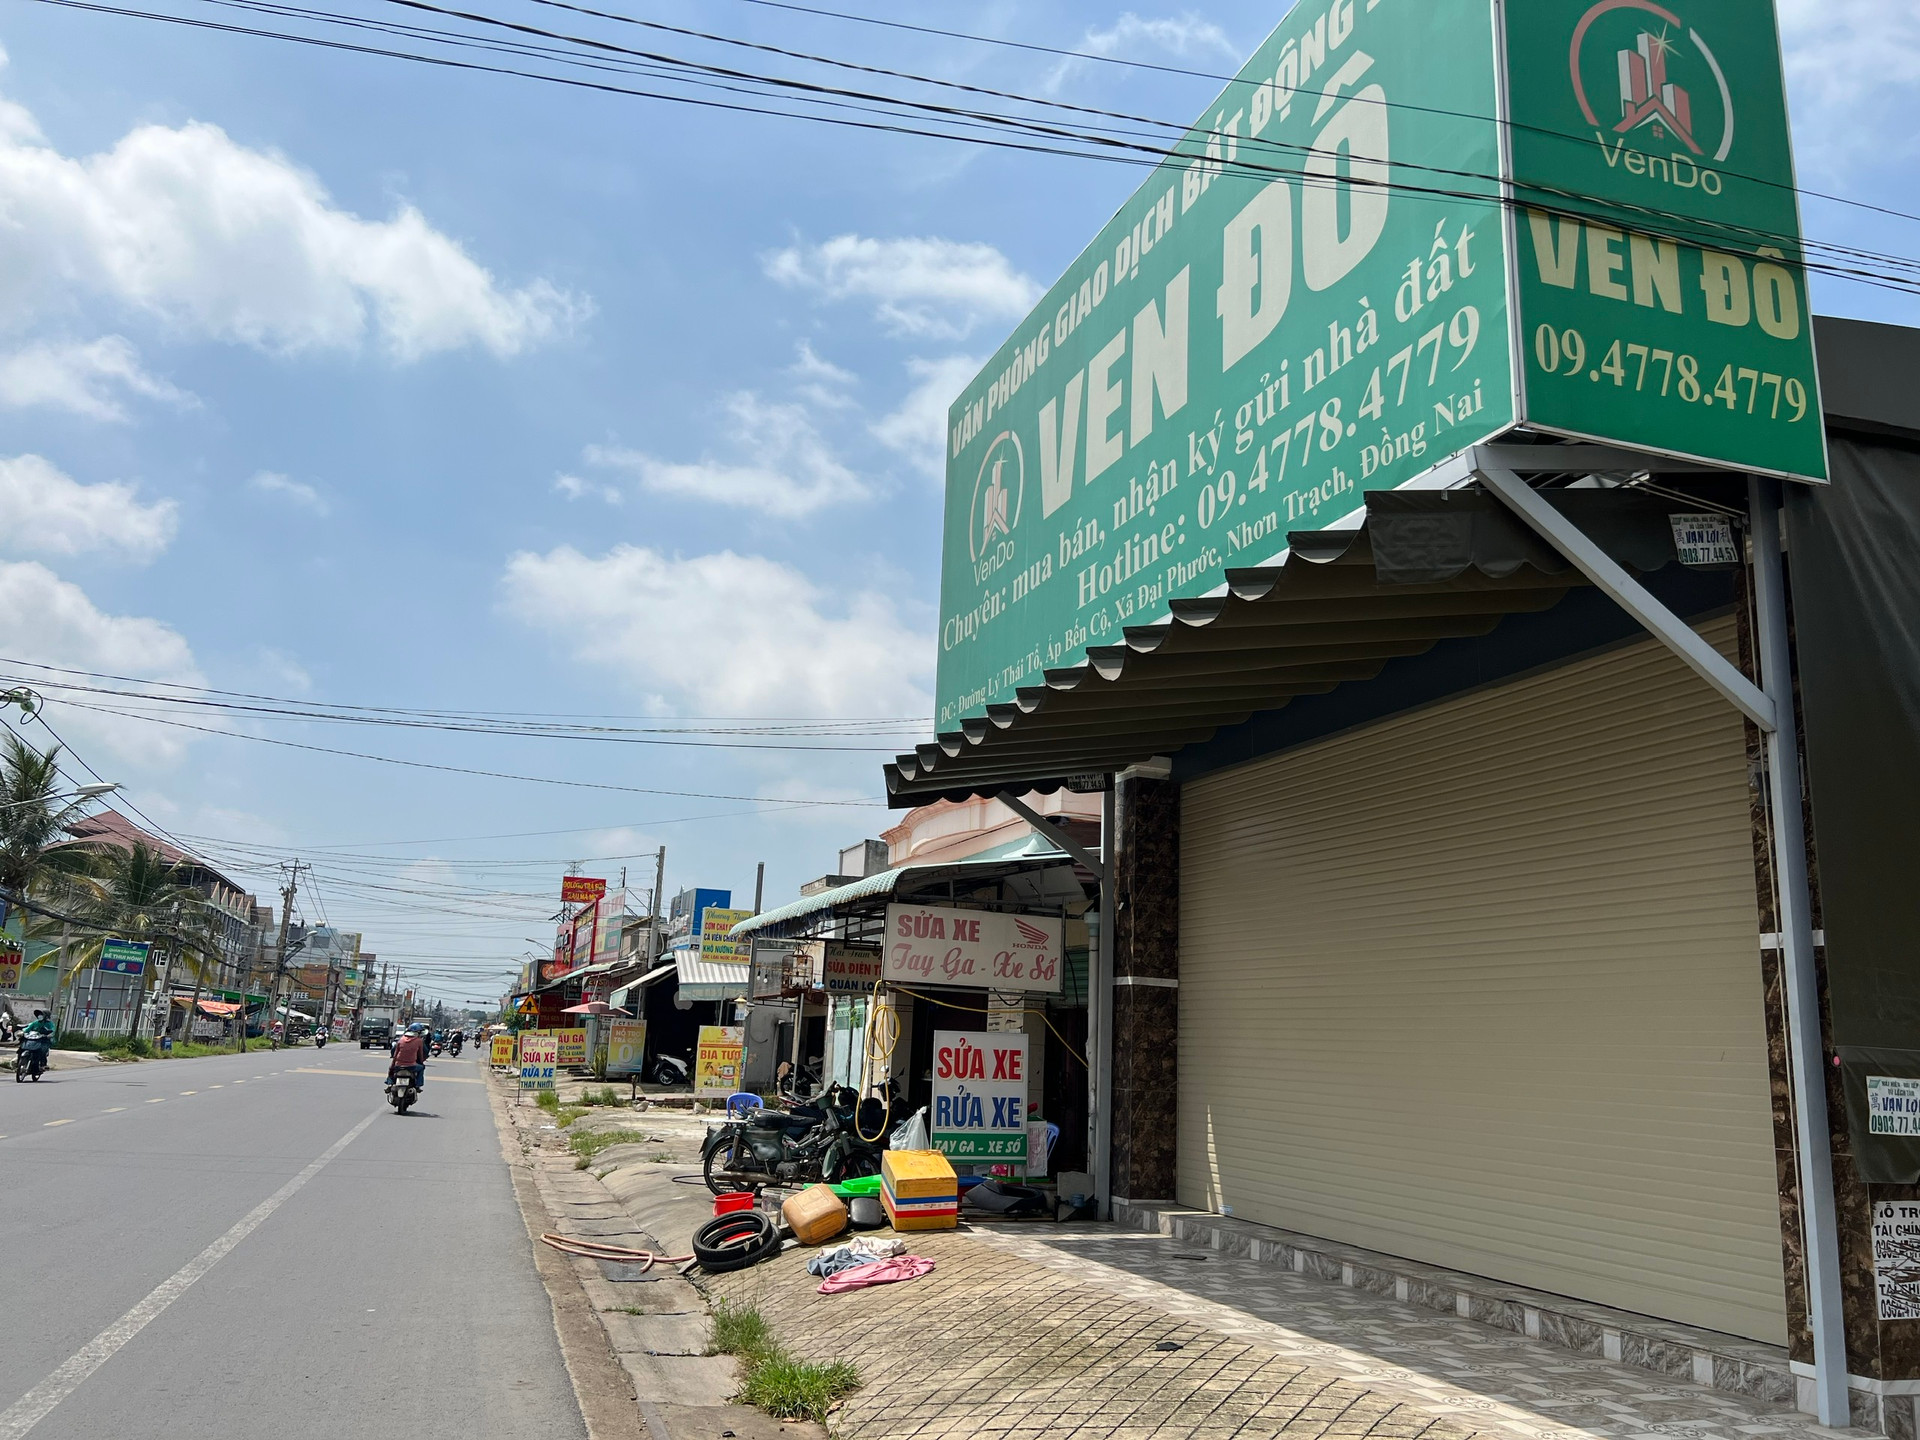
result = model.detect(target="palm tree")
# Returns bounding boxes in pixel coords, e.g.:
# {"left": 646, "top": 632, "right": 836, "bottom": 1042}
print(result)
{"left": 72, "top": 839, "right": 198, "bottom": 1042}
{"left": 0, "top": 733, "right": 88, "bottom": 901}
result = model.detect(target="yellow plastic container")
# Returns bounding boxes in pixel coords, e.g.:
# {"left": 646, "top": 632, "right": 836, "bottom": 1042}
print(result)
{"left": 882, "top": 1149, "right": 957, "bottom": 1199}
{"left": 781, "top": 1184, "right": 848, "bottom": 1245}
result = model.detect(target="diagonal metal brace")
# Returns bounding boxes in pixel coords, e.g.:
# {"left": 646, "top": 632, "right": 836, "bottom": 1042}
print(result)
{"left": 1474, "top": 451, "right": 1777, "bottom": 733}
{"left": 998, "top": 791, "right": 1107, "bottom": 882}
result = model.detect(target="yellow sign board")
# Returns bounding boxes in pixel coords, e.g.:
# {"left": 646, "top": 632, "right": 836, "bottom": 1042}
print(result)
{"left": 699, "top": 909, "right": 753, "bottom": 964}
{"left": 490, "top": 1033, "right": 515, "bottom": 1068}
{"left": 605, "top": 1020, "right": 647, "bottom": 1079}
{"left": 694, "top": 1024, "right": 744, "bottom": 1098}
{"left": 0, "top": 943, "right": 21, "bottom": 990}
{"left": 554, "top": 1027, "right": 588, "bottom": 1068}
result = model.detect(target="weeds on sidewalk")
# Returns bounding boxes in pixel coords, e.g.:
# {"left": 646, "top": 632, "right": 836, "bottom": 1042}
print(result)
{"left": 578, "top": 1086, "right": 626, "bottom": 1106}
{"left": 708, "top": 1299, "right": 859, "bottom": 1425}
{"left": 569, "top": 1128, "right": 652, "bottom": 1166}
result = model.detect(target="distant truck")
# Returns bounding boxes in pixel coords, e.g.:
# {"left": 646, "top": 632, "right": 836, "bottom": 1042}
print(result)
{"left": 358, "top": 1006, "right": 399, "bottom": 1049}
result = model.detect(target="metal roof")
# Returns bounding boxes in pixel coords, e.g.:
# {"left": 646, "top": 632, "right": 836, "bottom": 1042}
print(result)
{"left": 729, "top": 840, "right": 1078, "bottom": 942}
{"left": 674, "top": 948, "right": 751, "bottom": 1002}
{"left": 887, "top": 462, "right": 1736, "bottom": 806}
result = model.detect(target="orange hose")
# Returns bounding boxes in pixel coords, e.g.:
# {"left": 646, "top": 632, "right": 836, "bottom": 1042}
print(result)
{"left": 538, "top": 1233, "right": 693, "bottom": 1269}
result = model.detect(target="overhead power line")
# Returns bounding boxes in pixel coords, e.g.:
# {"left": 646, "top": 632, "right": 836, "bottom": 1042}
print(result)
{"left": 32, "top": 0, "right": 1920, "bottom": 298}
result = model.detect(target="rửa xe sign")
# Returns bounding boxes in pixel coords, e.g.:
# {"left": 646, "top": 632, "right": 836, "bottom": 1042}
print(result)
{"left": 936, "top": 0, "right": 1821, "bottom": 730}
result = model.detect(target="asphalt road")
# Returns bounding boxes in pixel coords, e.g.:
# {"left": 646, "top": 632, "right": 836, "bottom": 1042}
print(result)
{"left": 0, "top": 1043, "right": 587, "bottom": 1440}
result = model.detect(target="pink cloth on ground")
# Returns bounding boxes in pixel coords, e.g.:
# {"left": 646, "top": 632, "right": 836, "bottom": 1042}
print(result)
{"left": 815, "top": 1255, "right": 936, "bottom": 1294}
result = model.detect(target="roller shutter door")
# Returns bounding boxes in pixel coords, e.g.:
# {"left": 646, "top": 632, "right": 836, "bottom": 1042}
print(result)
{"left": 1177, "top": 618, "right": 1787, "bottom": 1342}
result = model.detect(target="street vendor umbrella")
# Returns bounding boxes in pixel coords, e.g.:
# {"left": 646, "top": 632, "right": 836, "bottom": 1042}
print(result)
{"left": 560, "top": 1001, "right": 629, "bottom": 1015}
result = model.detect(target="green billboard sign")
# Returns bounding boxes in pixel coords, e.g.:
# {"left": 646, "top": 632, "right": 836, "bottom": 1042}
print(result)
{"left": 935, "top": 0, "right": 1818, "bottom": 730}
{"left": 1505, "top": 0, "right": 1824, "bottom": 481}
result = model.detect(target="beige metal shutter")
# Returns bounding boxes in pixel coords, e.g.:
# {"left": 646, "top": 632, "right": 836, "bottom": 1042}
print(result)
{"left": 1178, "top": 617, "right": 1787, "bottom": 1343}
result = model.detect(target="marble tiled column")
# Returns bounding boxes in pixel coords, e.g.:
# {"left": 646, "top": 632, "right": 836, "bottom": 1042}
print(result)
{"left": 1741, "top": 579, "right": 1920, "bottom": 1438}
{"left": 1109, "top": 775, "right": 1180, "bottom": 1204}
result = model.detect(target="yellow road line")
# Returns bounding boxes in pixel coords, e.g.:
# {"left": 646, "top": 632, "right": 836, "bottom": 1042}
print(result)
{"left": 291, "top": 1067, "right": 483, "bottom": 1084}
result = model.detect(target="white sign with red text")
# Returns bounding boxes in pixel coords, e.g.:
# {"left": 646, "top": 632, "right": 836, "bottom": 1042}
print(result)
{"left": 932, "top": 1030, "right": 1029, "bottom": 1162}
{"left": 883, "top": 904, "right": 1062, "bottom": 993}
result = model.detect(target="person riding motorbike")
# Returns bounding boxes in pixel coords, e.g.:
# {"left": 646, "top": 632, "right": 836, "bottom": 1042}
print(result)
{"left": 16, "top": 1009, "right": 55, "bottom": 1079}
{"left": 447, "top": 1031, "right": 463, "bottom": 1057}
{"left": 388, "top": 1022, "right": 429, "bottom": 1093}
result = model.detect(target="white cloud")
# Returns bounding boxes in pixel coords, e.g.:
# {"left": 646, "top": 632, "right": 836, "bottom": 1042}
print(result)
{"left": 0, "top": 454, "right": 177, "bottom": 560}
{"left": 553, "top": 472, "right": 624, "bottom": 504}
{"left": 0, "top": 86, "right": 587, "bottom": 360}
{"left": 763, "top": 235, "right": 1040, "bottom": 339}
{"left": 248, "top": 470, "right": 329, "bottom": 515}
{"left": 584, "top": 392, "right": 870, "bottom": 517}
{"left": 873, "top": 355, "right": 983, "bottom": 479}
{"left": 1046, "top": 13, "right": 1239, "bottom": 89}
{"left": 0, "top": 336, "right": 193, "bottom": 421}
{"left": 790, "top": 340, "right": 858, "bottom": 409}
{"left": 499, "top": 544, "right": 930, "bottom": 717}
{"left": 0, "top": 560, "right": 204, "bottom": 765}
{"left": 1780, "top": 0, "right": 1920, "bottom": 169}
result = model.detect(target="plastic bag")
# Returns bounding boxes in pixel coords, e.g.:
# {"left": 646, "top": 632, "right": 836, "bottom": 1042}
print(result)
{"left": 890, "top": 1105, "right": 929, "bottom": 1151}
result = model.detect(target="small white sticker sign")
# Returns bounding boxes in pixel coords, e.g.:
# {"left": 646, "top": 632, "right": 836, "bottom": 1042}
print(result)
{"left": 1869, "top": 1076, "right": 1920, "bottom": 1136}
{"left": 1670, "top": 513, "right": 1739, "bottom": 567}
{"left": 1873, "top": 1201, "right": 1920, "bottom": 1320}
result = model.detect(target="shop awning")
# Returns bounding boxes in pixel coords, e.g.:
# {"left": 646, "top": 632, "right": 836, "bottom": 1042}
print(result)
{"left": 729, "top": 844, "right": 1082, "bottom": 942}
{"left": 177, "top": 998, "right": 241, "bottom": 1017}
{"left": 674, "top": 949, "right": 751, "bottom": 1003}
{"left": 887, "top": 463, "right": 1737, "bottom": 806}
{"left": 608, "top": 961, "right": 677, "bottom": 1010}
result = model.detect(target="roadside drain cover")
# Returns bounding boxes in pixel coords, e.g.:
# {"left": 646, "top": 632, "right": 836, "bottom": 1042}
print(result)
{"left": 597, "top": 1260, "right": 666, "bottom": 1282}
{"left": 1170, "top": 1253, "right": 1211, "bottom": 1261}
{"left": 1154, "top": 1341, "right": 1185, "bottom": 1352}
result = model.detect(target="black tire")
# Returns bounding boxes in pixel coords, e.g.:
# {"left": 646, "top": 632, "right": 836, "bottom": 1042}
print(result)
{"left": 691, "top": 1212, "right": 780, "bottom": 1273}
{"left": 703, "top": 1131, "right": 763, "bottom": 1196}
{"left": 396, "top": 1092, "right": 413, "bottom": 1114}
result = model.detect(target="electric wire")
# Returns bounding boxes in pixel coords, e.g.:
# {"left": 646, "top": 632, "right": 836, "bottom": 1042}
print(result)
{"left": 30, "top": 0, "right": 1920, "bottom": 298}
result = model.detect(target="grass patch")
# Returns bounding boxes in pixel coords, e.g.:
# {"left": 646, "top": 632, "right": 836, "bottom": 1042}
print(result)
{"left": 163, "top": 1041, "right": 242, "bottom": 1059}
{"left": 708, "top": 1300, "right": 859, "bottom": 1425}
{"left": 535, "top": 1089, "right": 561, "bottom": 1112}
{"left": 578, "top": 1086, "right": 627, "bottom": 1107}
{"left": 568, "top": 1127, "right": 652, "bottom": 1161}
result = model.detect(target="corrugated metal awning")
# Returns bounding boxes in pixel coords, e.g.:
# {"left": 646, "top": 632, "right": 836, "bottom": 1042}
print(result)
{"left": 887, "top": 479, "right": 1729, "bottom": 806}
{"left": 728, "top": 842, "right": 1077, "bottom": 942}
{"left": 675, "top": 948, "right": 751, "bottom": 1002}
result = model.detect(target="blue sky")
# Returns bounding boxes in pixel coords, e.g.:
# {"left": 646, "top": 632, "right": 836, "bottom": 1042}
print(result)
{"left": 0, "top": 0, "right": 1914, "bottom": 1002}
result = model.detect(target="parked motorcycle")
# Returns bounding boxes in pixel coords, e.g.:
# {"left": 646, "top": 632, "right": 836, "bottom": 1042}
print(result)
{"left": 13, "top": 1035, "right": 51, "bottom": 1082}
{"left": 386, "top": 1068, "right": 418, "bottom": 1114}
{"left": 702, "top": 1084, "right": 882, "bottom": 1193}
{"left": 645, "top": 1052, "right": 690, "bottom": 1087}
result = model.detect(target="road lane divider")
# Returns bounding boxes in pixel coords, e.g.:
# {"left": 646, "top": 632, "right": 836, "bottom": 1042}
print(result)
{"left": 0, "top": 1107, "right": 380, "bottom": 1440}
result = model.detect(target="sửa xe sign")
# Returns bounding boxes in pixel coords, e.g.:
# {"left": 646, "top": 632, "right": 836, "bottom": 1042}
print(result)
{"left": 934, "top": 0, "right": 1820, "bottom": 732}
{"left": 883, "top": 904, "right": 1063, "bottom": 993}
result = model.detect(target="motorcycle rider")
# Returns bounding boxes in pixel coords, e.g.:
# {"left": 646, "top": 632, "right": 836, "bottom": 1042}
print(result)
{"left": 388, "top": 1021, "right": 429, "bottom": 1093}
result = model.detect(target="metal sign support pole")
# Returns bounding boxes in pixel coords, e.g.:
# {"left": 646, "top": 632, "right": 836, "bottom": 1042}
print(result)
{"left": 1750, "top": 477, "right": 1851, "bottom": 1428}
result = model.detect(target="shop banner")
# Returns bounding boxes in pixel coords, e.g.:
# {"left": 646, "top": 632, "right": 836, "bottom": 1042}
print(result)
{"left": 823, "top": 941, "right": 884, "bottom": 997}
{"left": 490, "top": 1032, "right": 516, "bottom": 1067}
{"left": 0, "top": 941, "right": 21, "bottom": 990}
{"left": 936, "top": 0, "right": 1512, "bottom": 728}
{"left": 934, "top": 0, "right": 1818, "bottom": 729}
{"left": 694, "top": 1024, "right": 744, "bottom": 1098}
{"left": 99, "top": 938, "right": 150, "bottom": 976}
{"left": 1505, "top": 0, "right": 1823, "bottom": 483}
{"left": 518, "top": 1031, "right": 557, "bottom": 1092}
{"left": 932, "top": 1030, "right": 1029, "bottom": 1163}
{"left": 561, "top": 875, "right": 607, "bottom": 904}
{"left": 700, "top": 909, "right": 753, "bottom": 965}
{"left": 554, "top": 1027, "right": 589, "bottom": 1068}
{"left": 605, "top": 1020, "right": 648, "bottom": 1078}
{"left": 883, "top": 905, "right": 1063, "bottom": 993}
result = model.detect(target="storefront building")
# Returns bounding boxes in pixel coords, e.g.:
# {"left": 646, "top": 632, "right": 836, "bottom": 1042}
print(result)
{"left": 883, "top": 0, "right": 1920, "bottom": 1426}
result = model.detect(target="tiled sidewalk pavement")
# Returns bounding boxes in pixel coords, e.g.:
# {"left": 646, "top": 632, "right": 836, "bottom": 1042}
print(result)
{"left": 704, "top": 1222, "right": 1872, "bottom": 1440}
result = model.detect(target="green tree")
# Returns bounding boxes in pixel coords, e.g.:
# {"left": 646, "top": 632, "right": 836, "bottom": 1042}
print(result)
{"left": 0, "top": 733, "right": 91, "bottom": 901}
{"left": 71, "top": 839, "right": 197, "bottom": 1041}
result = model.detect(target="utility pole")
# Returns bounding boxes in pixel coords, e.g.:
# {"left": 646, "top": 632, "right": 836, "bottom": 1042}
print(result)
{"left": 650, "top": 846, "right": 666, "bottom": 962}
{"left": 753, "top": 861, "right": 765, "bottom": 914}
{"left": 265, "top": 862, "right": 304, "bottom": 1051}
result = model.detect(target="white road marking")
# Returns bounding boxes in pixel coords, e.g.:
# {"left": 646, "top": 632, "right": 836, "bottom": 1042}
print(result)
{"left": 179, "top": 1091, "right": 196, "bottom": 1096}
{"left": 0, "top": 1108, "right": 379, "bottom": 1439}
{"left": 145, "top": 1098, "right": 163, "bottom": 1104}
{"left": 102, "top": 1107, "right": 124, "bottom": 1113}
{"left": 209, "top": 1085, "right": 223, "bottom": 1089}
{"left": 42, "top": 1120, "right": 73, "bottom": 1128}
